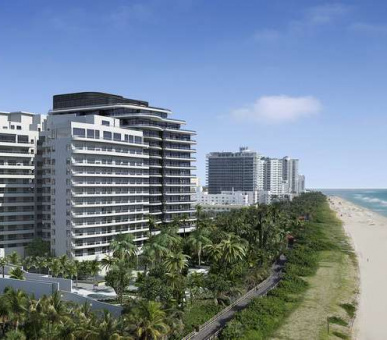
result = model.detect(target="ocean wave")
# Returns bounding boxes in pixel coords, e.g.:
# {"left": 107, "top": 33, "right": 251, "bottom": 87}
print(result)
{"left": 355, "top": 195, "right": 387, "bottom": 206}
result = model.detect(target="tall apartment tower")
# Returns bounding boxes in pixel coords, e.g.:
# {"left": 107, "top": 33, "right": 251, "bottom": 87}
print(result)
{"left": 207, "top": 147, "right": 263, "bottom": 194}
{"left": 282, "top": 157, "right": 300, "bottom": 194}
{"left": 263, "top": 158, "right": 285, "bottom": 196}
{"left": 0, "top": 112, "right": 44, "bottom": 256}
{"left": 37, "top": 114, "right": 150, "bottom": 259}
{"left": 49, "top": 92, "right": 196, "bottom": 231}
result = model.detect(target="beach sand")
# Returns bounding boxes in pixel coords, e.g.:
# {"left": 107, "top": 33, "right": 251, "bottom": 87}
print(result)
{"left": 329, "top": 196, "right": 387, "bottom": 340}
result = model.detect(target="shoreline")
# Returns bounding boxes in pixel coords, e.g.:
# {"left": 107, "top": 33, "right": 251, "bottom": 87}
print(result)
{"left": 329, "top": 195, "right": 387, "bottom": 340}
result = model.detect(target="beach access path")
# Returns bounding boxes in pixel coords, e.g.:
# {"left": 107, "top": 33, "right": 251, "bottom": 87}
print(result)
{"left": 185, "top": 256, "right": 285, "bottom": 340}
{"left": 330, "top": 196, "right": 387, "bottom": 340}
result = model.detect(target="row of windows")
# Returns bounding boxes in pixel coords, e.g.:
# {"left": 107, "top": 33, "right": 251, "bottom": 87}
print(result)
{"left": 73, "top": 128, "right": 143, "bottom": 144}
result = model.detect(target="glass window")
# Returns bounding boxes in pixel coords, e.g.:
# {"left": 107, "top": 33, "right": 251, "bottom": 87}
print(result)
{"left": 95, "top": 130, "right": 100, "bottom": 139}
{"left": 102, "top": 120, "right": 110, "bottom": 126}
{"left": 135, "top": 136, "right": 142, "bottom": 144}
{"left": 73, "top": 128, "right": 85, "bottom": 137}
{"left": 114, "top": 133, "right": 121, "bottom": 141}
{"left": 129, "top": 135, "right": 134, "bottom": 143}
{"left": 87, "top": 129, "right": 94, "bottom": 138}
{"left": 124, "top": 134, "right": 129, "bottom": 142}
{"left": 103, "top": 131, "right": 112, "bottom": 140}
{"left": 17, "top": 135, "right": 28, "bottom": 143}
{"left": 0, "top": 134, "right": 16, "bottom": 143}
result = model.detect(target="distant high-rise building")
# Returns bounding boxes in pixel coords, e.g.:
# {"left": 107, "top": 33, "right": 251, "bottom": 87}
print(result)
{"left": 207, "top": 147, "right": 303, "bottom": 203}
{"left": 0, "top": 111, "right": 44, "bottom": 256}
{"left": 298, "top": 174, "right": 306, "bottom": 193}
{"left": 207, "top": 147, "right": 263, "bottom": 194}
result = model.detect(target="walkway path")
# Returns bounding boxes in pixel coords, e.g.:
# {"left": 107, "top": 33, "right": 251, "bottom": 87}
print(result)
{"left": 183, "top": 256, "right": 286, "bottom": 340}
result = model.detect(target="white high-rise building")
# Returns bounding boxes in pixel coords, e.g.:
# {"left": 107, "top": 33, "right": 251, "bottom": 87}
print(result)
{"left": 0, "top": 111, "right": 44, "bottom": 256}
{"left": 38, "top": 114, "right": 150, "bottom": 260}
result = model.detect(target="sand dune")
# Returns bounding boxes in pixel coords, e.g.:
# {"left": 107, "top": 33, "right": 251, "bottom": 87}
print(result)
{"left": 329, "top": 196, "right": 387, "bottom": 340}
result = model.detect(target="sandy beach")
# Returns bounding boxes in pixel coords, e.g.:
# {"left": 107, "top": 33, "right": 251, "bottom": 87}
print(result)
{"left": 329, "top": 196, "right": 387, "bottom": 340}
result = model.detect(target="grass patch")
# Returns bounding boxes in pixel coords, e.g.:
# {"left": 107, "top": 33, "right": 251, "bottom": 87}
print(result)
{"left": 219, "top": 193, "right": 359, "bottom": 340}
{"left": 332, "top": 331, "right": 349, "bottom": 339}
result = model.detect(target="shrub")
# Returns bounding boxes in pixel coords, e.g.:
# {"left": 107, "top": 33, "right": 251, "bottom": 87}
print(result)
{"left": 340, "top": 303, "right": 356, "bottom": 318}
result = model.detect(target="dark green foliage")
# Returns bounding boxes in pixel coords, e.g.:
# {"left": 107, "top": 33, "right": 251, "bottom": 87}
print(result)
{"left": 328, "top": 316, "right": 348, "bottom": 326}
{"left": 220, "top": 192, "right": 340, "bottom": 340}
{"left": 340, "top": 303, "right": 356, "bottom": 318}
{"left": 332, "top": 331, "right": 349, "bottom": 339}
{"left": 181, "top": 301, "right": 222, "bottom": 334}
{"left": 24, "top": 238, "right": 50, "bottom": 257}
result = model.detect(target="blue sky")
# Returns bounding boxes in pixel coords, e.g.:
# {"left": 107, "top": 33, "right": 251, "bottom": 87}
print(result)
{"left": 1, "top": 0, "right": 387, "bottom": 188}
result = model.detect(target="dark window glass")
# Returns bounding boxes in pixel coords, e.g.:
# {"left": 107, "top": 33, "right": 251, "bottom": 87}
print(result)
{"left": 87, "top": 129, "right": 94, "bottom": 138}
{"left": 95, "top": 130, "right": 100, "bottom": 139}
{"left": 103, "top": 131, "right": 112, "bottom": 140}
{"left": 17, "top": 135, "right": 28, "bottom": 143}
{"left": 102, "top": 120, "right": 110, "bottom": 126}
{"left": 114, "top": 133, "right": 121, "bottom": 141}
{"left": 73, "top": 128, "right": 85, "bottom": 137}
{"left": 0, "top": 134, "right": 16, "bottom": 143}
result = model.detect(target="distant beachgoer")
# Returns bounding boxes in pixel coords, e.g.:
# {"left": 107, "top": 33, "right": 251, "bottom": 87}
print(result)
{"left": 367, "top": 258, "right": 369, "bottom": 262}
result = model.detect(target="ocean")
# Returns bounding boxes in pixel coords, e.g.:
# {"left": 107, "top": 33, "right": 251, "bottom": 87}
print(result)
{"left": 320, "top": 189, "right": 387, "bottom": 217}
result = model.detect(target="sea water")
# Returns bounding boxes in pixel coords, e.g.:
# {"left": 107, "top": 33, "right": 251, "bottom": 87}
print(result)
{"left": 320, "top": 189, "right": 387, "bottom": 217}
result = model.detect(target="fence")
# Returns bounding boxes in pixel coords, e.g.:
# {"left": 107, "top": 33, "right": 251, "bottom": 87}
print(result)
{"left": 181, "top": 275, "right": 279, "bottom": 340}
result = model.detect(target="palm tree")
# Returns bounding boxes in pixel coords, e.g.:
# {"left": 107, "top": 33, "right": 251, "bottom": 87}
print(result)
{"left": 89, "top": 260, "right": 100, "bottom": 285}
{"left": 163, "top": 252, "right": 189, "bottom": 273}
{"left": 187, "top": 228, "right": 212, "bottom": 266}
{"left": 65, "top": 260, "right": 80, "bottom": 286}
{"left": 105, "top": 259, "right": 133, "bottom": 304}
{"left": 101, "top": 254, "right": 117, "bottom": 272}
{"left": 111, "top": 234, "right": 137, "bottom": 263}
{"left": 34, "top": 256, "right": 47, "bottom": 274}
{"left": 125, "top": 300, "right": 170, "bottom": 340}
{"left": 7, "top": 252, "right": 19, "bottom": 266}
{"left": 0, "top": 297, "right": 10, "bottom": 335}
{"left": 0, "top": 257, "right": 7, "bottom": 278}
{"left": 49, "top": 258, "right": 63, "bottom": 278}
{"left": 4, "top": 288, "right": 28, "bottom": 330}
{"left": 9, "top": 267, "right": 24, "bottom": 280}
{"left": 204, "top": 233, "right": 247, "bottom": 272}
{"left": 4, "top": 329, "right": 27, "bottom": 340}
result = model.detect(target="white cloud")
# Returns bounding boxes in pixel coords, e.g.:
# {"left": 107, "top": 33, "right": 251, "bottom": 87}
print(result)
{"left": 349, "top": 22, "right": 387, "bottom": 35}
{"left": 305, "top": 3, "right": 349, "bottom": 25}
{"left": 231, "top": 95, "right": 322, "bottom": 124}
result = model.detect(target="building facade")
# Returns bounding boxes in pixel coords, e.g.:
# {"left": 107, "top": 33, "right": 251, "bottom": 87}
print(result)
{"left": 207, "top": 147, "right": 262, "bottom": 194}
{"left": 207, "top": 147, "right": 303, "bottom": 204}
{"left": 0, "top": 112, "right": 44, "bottom": 256}
{"left": 37, "top": 114, "right": 150, "bottom": 260}
{"left": 49, "top": 92, "right": 197, "bottom": 231}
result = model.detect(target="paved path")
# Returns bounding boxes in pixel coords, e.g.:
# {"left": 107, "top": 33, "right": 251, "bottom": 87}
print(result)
{"left": 186, "top": 256, "right": 286, "bottom": 340}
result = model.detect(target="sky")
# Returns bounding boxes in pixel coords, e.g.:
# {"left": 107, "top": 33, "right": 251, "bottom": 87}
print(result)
{"left": 1, "top": 0, "right": 387, "bottom": 189}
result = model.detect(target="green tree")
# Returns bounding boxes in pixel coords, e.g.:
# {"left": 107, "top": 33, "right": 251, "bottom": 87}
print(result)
{"left": 187, "top": 228, "right": 212, "bottom": 266}
{"left": 163, "top": 252, "right": 189, "bottom": 274}
{"left": 25, "top": 239, "right": 50, "bottom": 258}
{"left": 0, "top": 257, "right": 7, "bottom": 278}
{"left": 125, "top": 300, "right": 170, "bottom": 340}
{"left": 9, "top": 267, "right": 24, "bottom": 281}
{"left": 105, "top": 259, "right": 133, "bottom": 304}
